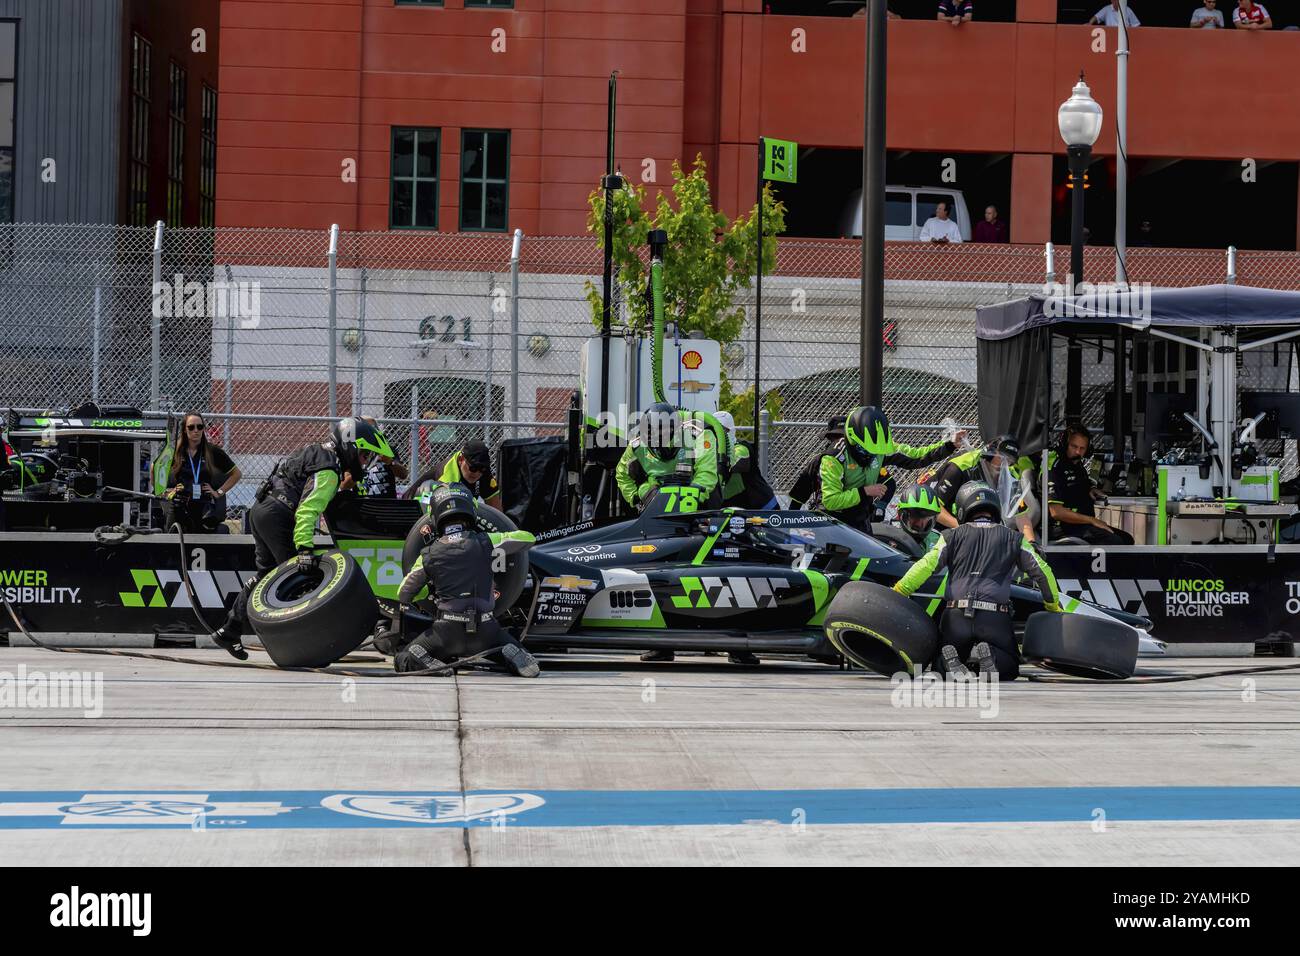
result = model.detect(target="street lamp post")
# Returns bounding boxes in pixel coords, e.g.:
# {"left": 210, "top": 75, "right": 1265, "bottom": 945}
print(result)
{"left": 1057, "top": 72, "right": 1103, "bottom": 294}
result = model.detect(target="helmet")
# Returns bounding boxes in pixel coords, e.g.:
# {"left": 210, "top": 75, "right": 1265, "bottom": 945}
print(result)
{"left": 712, "top": 410, "right": 735, "bottom": 440}
{"left": 429, "top": 483, "right": 476, "bottom": 533}
{"left": 954, "top": 481, "right": 1002, "bottom": 524}
{"left": 897, "top": 485, "right": 941, "bottom": 542}
{"left": 638, "top": 402, "right": 681, "bottom": 461}
{"left": 981, "top": 433, "right": 1021, "bottom": 464}
{"left": 844, "top": 406, "right": 893, "bottom": 465}
{"left": 331, "top": 417, "right": 394, "bottom": 474}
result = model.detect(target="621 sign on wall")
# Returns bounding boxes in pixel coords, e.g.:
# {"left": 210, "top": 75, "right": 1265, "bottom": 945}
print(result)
{"left": 419, "top": 315, "right": 473, "bottom": 343}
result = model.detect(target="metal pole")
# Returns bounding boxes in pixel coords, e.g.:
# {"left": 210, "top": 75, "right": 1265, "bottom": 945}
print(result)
{"left": 223, "top": 263, "right": 236, "bottom": 455}
{"left": 759, "top": 408, "right": 770, "bottom": 478}
{"left": 484, "top": 273, "right": 495, "bottom": 433}
{"left": 410, "top": 383, "right": 420, "bottom": 478}
{"left": 1068, "top": 145, "right": 1089, "bottom": 293}
{"left": 1044, "top": 242, "right": 1056, "bottom": 287}
{"left": 755, "top": 136, "right": 764, "bottom": 432}
{"left": 600, "top": 73, "right": 619, "bottom": 427}
{"left": 510, "top": 228, "right": 522, "bottom": 434}
{"left": 1226, "top": 245, "right": 1237, "bottom": 285}
{"left": 327, "top": 224, "right": 340, "bottom": 417}
{"left": 92, "top": 284, "right": 102, "bottom": 403}
{"left": 1115, "top": 1, "right": 1130, "bottom": 286}
{"left": 151, "top": 220, "right": 163, "bottom": 409}
{"left": 356, "top": 267, "right": 368, "bottom": 415}
{"left": 860, "top": 0, "right": 887, "bottom": 407}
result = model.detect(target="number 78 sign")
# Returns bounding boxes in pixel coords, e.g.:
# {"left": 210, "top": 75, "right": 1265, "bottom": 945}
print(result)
{"left": 762, "top": 137, "right": 798, "bottom": 184}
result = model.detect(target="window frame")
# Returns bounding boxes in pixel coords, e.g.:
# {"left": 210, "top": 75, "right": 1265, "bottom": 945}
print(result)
{"left": 200, "top": 84, "right": 217, "bottom": 227}
{"left": 0, "top": 19, "right": 18, "bottom": 225}
{"left": 167, "top": 59, "right": 187, "bottom": 227}
{"left": 459, "top": 128, "right": 510, "bottom": 233}
{"left": 129, "top": 33, "right": 152, "bottom": 227}
{"left": 389, "top": 126, "right": 441, "bottom": 230}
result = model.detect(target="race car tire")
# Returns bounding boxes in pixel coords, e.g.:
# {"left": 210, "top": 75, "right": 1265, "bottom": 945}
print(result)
{"left": 822, "top": 580, "right": 938, "bottom": 677}
{"left": 248, "top": 550, "right": 378, "bottom": 668}
{"left": 1021, "top": 611, "right": 1138, "bottom": 680}
{"left": 402, "top": 502, "right": 529, "bottom": 617}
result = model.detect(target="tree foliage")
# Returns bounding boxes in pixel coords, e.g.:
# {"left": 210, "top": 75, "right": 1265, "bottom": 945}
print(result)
{"left": 584, "top": 156, "right": 786, "bottom": 426}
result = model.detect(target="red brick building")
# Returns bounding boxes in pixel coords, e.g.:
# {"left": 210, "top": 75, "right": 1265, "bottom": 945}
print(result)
{"left": 215, "top": 0, "right": 1300, "bottom": 246}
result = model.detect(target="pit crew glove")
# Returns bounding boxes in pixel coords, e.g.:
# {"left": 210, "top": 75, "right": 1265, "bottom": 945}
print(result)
{"left": 1044, "top": 600, "right": 1063, "bottom": 613}
{"left": 296, "top": 549, "right": 320, "bottom": 573}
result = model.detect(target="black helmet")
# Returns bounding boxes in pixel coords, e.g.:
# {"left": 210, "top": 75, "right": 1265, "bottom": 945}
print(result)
{"left": 429, "top": 483, "right": 476, "bottom": 533}
{"left": 638, "top": 402, "right": 681, "bottom": 461}
{"left": 954, "top": 481, "right": 1002, "bottom": 524}
{"left": 331, "top": 417, "right": 394, "bottom": 474}
{"left": 844, "top": 405, "right": 893, "bottom": 465}
{"left": 981, "top": 433, "right": 1021, "bottom": 464}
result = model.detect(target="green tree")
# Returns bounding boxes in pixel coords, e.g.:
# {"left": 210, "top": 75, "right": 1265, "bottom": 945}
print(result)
{"left": 584, "top": 156, "right": 786, "bottom": 426}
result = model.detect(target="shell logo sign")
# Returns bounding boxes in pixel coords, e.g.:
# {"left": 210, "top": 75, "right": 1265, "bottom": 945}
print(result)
{"left": 681, "top": 350, "right": 703, "bottom": 370}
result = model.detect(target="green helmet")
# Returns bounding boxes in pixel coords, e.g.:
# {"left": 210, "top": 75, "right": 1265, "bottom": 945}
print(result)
{"left": 897, "top": 485, "right": 941, "bottom": 542}
{"left": 331, "top": 417, "right": 394, "bottom": 473}
{"left": 844, "top": 405, "right": 893, "bottom": 465}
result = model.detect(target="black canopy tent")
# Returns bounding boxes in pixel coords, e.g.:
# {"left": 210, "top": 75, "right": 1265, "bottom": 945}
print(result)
{"left": 976, "top": 284, "right": 1300, "bottom": 457}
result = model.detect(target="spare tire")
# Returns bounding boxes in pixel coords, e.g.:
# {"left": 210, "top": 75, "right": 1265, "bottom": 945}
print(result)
{"left": 1022, "top": 611, "right": 1138, "bottom": 679}
{"left": 823, "top": 580, "right": 939, "bottom": 677}
{"left": 248, "top": 550, "right": 378, "bottom": 668}
{"left": 402, "top": 501, "right": 529, "bottom": 616}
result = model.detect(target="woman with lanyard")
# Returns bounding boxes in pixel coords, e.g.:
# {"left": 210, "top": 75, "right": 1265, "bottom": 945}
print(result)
{"left": 162, "top": 412, "right": 241, "bottom": 533}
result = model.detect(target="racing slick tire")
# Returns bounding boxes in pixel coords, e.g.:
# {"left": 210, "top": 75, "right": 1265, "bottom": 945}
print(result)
{"left": 822, "top": 580, "right": 938, "bottom": 677}
{"left": 402, "top": 502, "right": 529, "bottom": 617}
{"left": 247, "top": 550, "right": 378, "bottom": 668}
{"left": 1021, "top": 611, "right": 1138, "bottom": 680}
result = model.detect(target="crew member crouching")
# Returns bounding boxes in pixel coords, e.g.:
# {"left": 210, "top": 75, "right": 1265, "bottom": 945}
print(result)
{"left": 393, "top": 484, "right": 540, "bottom": 677}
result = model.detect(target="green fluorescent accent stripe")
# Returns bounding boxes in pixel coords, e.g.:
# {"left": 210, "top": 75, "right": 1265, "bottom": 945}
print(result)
{"left": 1240, "top": 474, "right": 1271, "bottom": 485}
{"left": 803, "top": 569, "right": 830, "bottom": 626}
{"left": 1063, "top": 596, "right": 1081, "bottom": 613}
{"left": 925, "top": 572, "right": 949, "bottom": 617}
{"left": 693, "top": 528, "right": 723, "bottom": 565}
{"left": 851, "top": 557, "right": 870, "bottom": 580}
{"left": 1157, "top": 467, "right": 1169, "bottom": 546}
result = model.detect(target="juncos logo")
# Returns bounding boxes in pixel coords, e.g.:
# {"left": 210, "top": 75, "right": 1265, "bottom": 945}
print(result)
{"left": 49, "top": 885, "right": 151, "bottom": 936}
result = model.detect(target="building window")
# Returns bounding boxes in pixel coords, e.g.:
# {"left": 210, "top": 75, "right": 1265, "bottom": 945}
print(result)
{"left": 130, "top": 34, "right": 151, "bottom": 227}
{"left": 0, "top": 21, "right": 16, "bottom": 224}
{"left": 395, "top": 1, "right": 444, "bottom": 6}
{"left": 200, "top": 85, "right": 217, "bottom": 227}
{"left": 167, "top": 61, "right": 186, "bottom": 227}
{"left": 465, "top": 1, "right": 514, "bottom": 7}
{"left": 390, "top": 127, "right": 439, "bottom": 229}
{"left": 459, "top": 130, "right": 509, "bottom": 232}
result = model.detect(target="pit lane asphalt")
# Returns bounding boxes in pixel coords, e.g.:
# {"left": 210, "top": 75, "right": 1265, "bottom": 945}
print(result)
{"left": 1, "top": 648, "right": 1298, "bottom": 866}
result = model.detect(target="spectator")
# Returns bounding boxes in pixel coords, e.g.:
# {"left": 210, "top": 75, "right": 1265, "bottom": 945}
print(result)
{"left": 937, "top": 0, "right": 973, "bottom": 25}
{"left": 919, "top": 201, "right": 963, "bottom": 244}
{"left": 1190, "top": 0, "right": 1225, "bottom": 27}
{"left": 1134, "top": 218, "right": 1154, "bottom": 247}
{"left": 360, "top": 415, "right": 409, "bottom": 497}
{"left": 1233, "top": 0, "right": 1272, "bottom": 28}
{"left": 1091, "top": 1, "right": 1140, "bottom": 26}
{"left": 160, "top": 412, "right": 241, "bottom": 533}
{"left": 973, "top": 205, "right": 1008, "bottom": 243}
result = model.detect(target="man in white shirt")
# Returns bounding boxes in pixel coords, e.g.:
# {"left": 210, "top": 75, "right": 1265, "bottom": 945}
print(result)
{"left": 1190, "top": 0, "right": 1224, "bottom": 27}
{"left": 1091, "top": 1, "right": 1140, "bottom": 26}
{"left": 919, "top": 201, "right": 963, "bottom": 244}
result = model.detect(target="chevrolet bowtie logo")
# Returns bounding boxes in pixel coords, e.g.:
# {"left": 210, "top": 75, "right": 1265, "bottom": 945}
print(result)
{"left": 541, "top": 575, "right": 598, "bottom": 591}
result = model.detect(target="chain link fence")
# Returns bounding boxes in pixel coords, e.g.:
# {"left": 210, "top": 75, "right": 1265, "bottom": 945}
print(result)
{"left": 1, "top": 223, "right": 1294, "bottom": 495}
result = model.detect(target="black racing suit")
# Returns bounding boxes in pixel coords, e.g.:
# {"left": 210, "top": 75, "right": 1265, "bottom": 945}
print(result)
{"left": 393, "top": 528, "right": 533, "bottom": 673}
{"left": 220, "top": 442, "right": 345, "bottom": 640}
{"left": 894, "top": 517, "right": 1062, "bottom": 681}
{"left": 1048, "top": 456, "right": 1134, "bottom": 546}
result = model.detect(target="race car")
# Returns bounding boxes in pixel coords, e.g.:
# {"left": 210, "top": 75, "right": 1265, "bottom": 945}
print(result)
{"left": 366, "top": 484, "right": 1150, "bottom": 664}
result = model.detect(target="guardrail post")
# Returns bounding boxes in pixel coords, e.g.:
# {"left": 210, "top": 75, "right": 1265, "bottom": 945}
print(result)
{"left": 151, "top": 220, "right": 164, "bottom": 409}
{"left": 1226, "top": 245, "right": 1237, "bottom": 286}
{"left": 758, "top": 408, "right": 770, "bottom": 477}
{"left": 327, "top": 224, "right": 340, "bottom": 417}
{"left": 509, "top": 228, "right": 523, "bottom": 436}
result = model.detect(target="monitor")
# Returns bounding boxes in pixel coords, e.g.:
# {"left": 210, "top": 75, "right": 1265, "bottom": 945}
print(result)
{"left": 1143, "top": 391, "right": 1196, "bottom": 442}
{"left": 1240, "top": 390, "right": 1300, "bottom": 440}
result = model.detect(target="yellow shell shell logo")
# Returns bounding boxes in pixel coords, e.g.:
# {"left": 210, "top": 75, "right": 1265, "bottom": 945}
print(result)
{"left": 681, "top": 350, "right": 703, "bottom": 370}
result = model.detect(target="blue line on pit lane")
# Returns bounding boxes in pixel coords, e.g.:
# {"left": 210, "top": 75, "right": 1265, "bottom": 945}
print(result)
{"left": 0, "top": 787, "right": 1298, "bottom": 829}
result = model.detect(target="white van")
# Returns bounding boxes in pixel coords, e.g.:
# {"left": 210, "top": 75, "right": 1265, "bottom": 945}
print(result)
{"left": 840, "top": 187, "right": 972, "bottom": 242}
